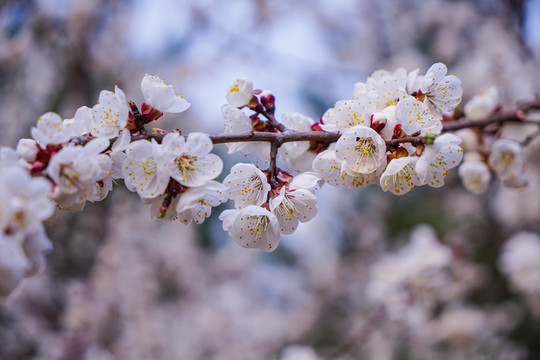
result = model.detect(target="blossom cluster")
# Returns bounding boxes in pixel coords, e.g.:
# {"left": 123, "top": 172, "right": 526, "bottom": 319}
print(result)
{"left": 456, "top": 87, "right": 538, "bottom": 194}
{"left": 0, "top": 148, "right": 54, "bottom": 296}
{"left": 2, "top": 74, "right": 226, "bottom": 295}
{"left": 222, "top": 65, "right": 465, "bottom": 196}
{"left": 315, "top": 63, "right": 464, "bottom": 194}
{"left": 365, "top": 224, "right": 511, "bottom": 349}
{"left": 220, "top": 165, "right": 320, "bottom": 251}
{"left": 216, "top": 64, "right": 466, "bottom": 250}
{"left": 2, "top": 61, "right": 538, "bottom": 297}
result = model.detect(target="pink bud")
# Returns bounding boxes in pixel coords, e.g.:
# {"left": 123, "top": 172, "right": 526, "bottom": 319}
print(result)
{"left": 393, "top": 124, "right": 406, "bottom": 139}
{"left": 141, "top": 102, "right": 164, "bottom": 122}
{"left": 371, "top": 112, "right": 387, "bottom": 133}
{"left": 260, "top": 90, "right": 276, "bottom": 114}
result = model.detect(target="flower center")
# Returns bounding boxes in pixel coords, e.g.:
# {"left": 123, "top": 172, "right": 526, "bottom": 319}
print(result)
{"left": 174, "top": 154, "right": 197, "bottom": 179}
{"left": 355, "top": 137, "right": 376, "bottom": 155}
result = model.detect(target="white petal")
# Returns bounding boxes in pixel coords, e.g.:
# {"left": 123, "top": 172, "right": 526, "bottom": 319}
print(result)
{"left": 380, "top": 157, "right": 422, "bottom": 195}
{"left": 185, "top": 132, "right": 213, "bottom": 155}
{"left": 335, "top": 125, "right": 387, "bottom": 174}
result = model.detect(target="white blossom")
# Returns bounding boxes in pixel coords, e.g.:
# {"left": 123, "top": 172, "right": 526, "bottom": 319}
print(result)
{"left": 48, "top": 138, "right": 110, "bottom": 194}
{"left": 406, "top": 68, "right": 422, "bottom": 94}
{"left": 223, "top": 163, "right": 271, "bottom": 209}
{"left": 0, "top": 161, "right": 54, "bottom": 297}
{"left": 90, "top": 86, "right": 130, "bottom": 139}
{"left": 162, "top": 132, "right": 223, "bottom": 187}
{"left": 0, "top": 164, "right": 54, "bottom": 232}
{"left": 416, "top": 133, "right": 463, "bottom": 187}
{"left": 141, "top": 74, "right": 190, "bottom": 113}
{"left": 288, "top": 172, "right": 323, "bottom": 193}
{"left": 366, "top": 224, "right": 453, "bottom": 322}
{"left": 226, "top": 77, "right": 254, "bottom": 108}
{"left": 464, "top": 86, "right": 499, "bottom": 120}
{"left": 342, "top": 165, "right": 384, "bottom": 188}
{"left": 123, "top": 138, "right": 170, "bottom": 199}
{"left": 380, "top": 156, "right": 423, "bottom": 195}
{"left": 17, "top": 138, "right": 39, "bottom": 163}
{"left": 175, "top": 181, "right": 228, "bottom": 224}
{"left": 458, "top": 160, "right": 491, "bottom": 194}
{"left": 0, "top": 226, "right": 52, "bottom": 297}
{"left": 287, "top": 150, "right": 317, "bottom": 173}
{"left": 270, "top": 185, "right": 317, "bottom": 235}
{"left": 22, "top": 226, "right": 53, "bottom": 277}
{"left": 312, "top": 149, "right": 348, "bottom": 187}
{"left": 47, "top": 138, "right": 112, "bottom": 211}
{"left": 109, "top": 129, "right": 131, "bottom": 179}
{"left": 354, "top": 68, "right": 407, "bottom": 105}
{"left": 335, "top": 125, "right": 387, "bottom": 174}
{"left": 420, "top": 62, "right": 463, "bottom": 113}
{"left": 31, "top": 112, "right": 72, "bottom": 145}
{"left": 320, "top": 98, "right": 374, "bottom": 132}
{"left": 366, "top": 71, "right": 408, "bottom": 110}
{"left": 487, "top": 138, "right": 524, "bottom": 180}
{"left": 221, "top": 105, "right": 270, "bottom": 161}
{"left": 0, "top": 232, "right": 29, "bottom": 296}
{"left": 313, "top": 149, "right": 380, "bottom": 188}
{"left": 396, "top": 95, "right": 442, "bottom": 136}
{"left": 219, "top": 205, "right": 280, "bottom": 252}
{"left": 372, "top": 105, "right": 398, "bottom": 141}
{"left": 63, "top": 106, "right": 93, "bottom": 138}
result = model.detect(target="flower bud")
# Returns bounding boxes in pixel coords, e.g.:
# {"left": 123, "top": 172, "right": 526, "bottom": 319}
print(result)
{"left": 393, "top": 124, "right": 406, "bottom": 139}
{"left": 141, "top": 102, "right": 164, "bottom": 122}
{"left": 226, "top": 77, "right": 254, "bottom": 108}
{"left": 260, "top": 90, "right": 276, "bottom": 114}
{"left": 371, "top": 112, "right": 387, "bottom": 133}
{"left": 17, "top": 139, "right": 39, "bottom": 163}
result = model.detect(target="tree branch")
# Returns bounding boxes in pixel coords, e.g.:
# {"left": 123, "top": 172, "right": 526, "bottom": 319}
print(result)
{"left": 442, "top": 99, "right": 540, "bottom": 132}
{"left": 268, "top": 141, "right": 280, "bottom": 188}
{"left": 71, "top": 100, "right": 540, "bottom": 150}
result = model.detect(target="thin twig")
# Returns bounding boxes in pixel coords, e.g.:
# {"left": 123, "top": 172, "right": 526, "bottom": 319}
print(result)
{"left": 268, "top": 141, "right": 280, "bottom": 188}
{"left": 326, "top": 306, "right": 386, "bottom": 360}
{"left": 261, "top": 110, "right": 286, "bottom": 132}
{"left": 71, "top": 100, "right": 540, "bottom": 149}
{"left": 442, "top": 99, "right": 540, "bottom": 132}
{"left": 521, "top": 129, "right": 540, "bottom": 147}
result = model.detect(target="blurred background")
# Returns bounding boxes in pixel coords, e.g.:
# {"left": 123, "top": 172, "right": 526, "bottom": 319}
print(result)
{"left": 1, "top": 0, "right": 540, "bottom": 359}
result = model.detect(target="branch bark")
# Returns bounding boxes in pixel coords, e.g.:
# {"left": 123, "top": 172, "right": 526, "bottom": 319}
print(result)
{"left": 72, "top": 101, "right": 540, "bottom": 149}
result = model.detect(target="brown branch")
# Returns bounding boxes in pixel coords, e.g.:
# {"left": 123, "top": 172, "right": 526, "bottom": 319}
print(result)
{"left": 70, "top": 100, "right": 540, "bottom": 149}
{"left": 268, "top": 142, "right": 280, "bottom": 188}
{"left": 442, "top": 99, "right": 540, "bottom": 132}
{"left": 210, "top": 131, "right": 339, "bottom": 145}
{"left": 260, "top": 110, "right": 286, "bottom": 132}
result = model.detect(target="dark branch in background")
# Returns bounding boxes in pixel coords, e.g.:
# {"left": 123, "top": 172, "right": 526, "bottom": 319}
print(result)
{"left": 442, "top": 99, "right": 540, "bottom": 132}
{"left": 326, "top": 306, "right": 386, "bottom": 360}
